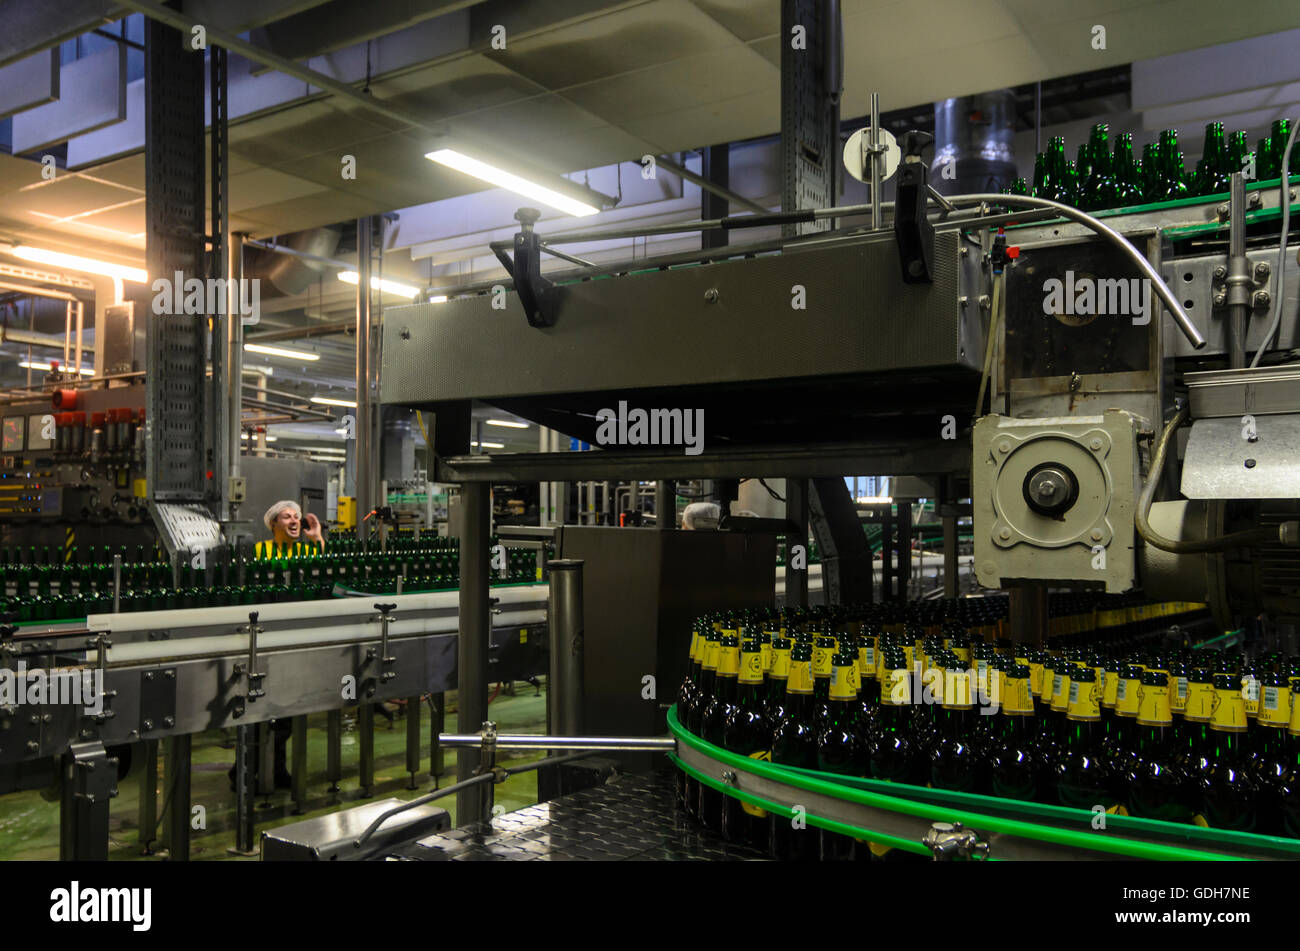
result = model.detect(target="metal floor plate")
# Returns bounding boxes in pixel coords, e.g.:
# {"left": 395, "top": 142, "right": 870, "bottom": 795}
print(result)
{"left": 378, "top": 768, "right": 769, "bottom": 861}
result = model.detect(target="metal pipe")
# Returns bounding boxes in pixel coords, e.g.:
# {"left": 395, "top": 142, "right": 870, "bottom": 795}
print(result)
{"left": 869, "top": 92, "right": 881, "bottom": 230}
{"left": 437, "top": 734, "right": 676, "bottom": 751}
{"left": 455, "top": 482, "right": 491, "bottom": 824}
{"left": 73, "top": 301, "right": 84, "bottom": 380}
{"left": 538, "top": 244, "right": 598, "bottom": 268}
{"left": 1226, "top": 172, "right": 1250, "bottom": 368}
{"left": 242, "top": 237, "right": 353, "bottom": 271}
{"left": 244, "top": 320, "right": 354, "bottom": 342}
{"left": 227, "top": 234, "right": 245, "bottom": 514}
{"left": 354, "top": 772, "right": 496, "bottom": 847}
{"left": 654, "top": 153, "right": 768, "bottom": 215}
{"left": 547, "top": 560, "right": 584, "bottom": 741}
{"left": 355, "top": 217, "right": 372, "bottom": 543}
{"left": 947, "top": 194, "right": 1207, "bottom": 350}
{"left": 0, "top": 279, "right": 81, "bottom": 301}
{"left": 63, "top": 301, "right": 71, "bottom": 369}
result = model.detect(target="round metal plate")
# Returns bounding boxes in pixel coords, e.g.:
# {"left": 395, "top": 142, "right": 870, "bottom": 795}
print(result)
{"left": 843, "top": 127, "right": 901, "bottom": 184}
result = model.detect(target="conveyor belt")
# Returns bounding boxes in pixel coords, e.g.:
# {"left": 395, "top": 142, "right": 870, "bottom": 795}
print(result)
{"left": 379, "top": 769, "right": 768, "bottom": 861}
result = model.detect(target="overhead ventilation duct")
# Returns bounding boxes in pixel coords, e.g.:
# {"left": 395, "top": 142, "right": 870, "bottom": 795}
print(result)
{"left": 932, "top": 91, "right": 1017, "bottom": 196}
{"left": 244, "top": 227, "right": 341, "bottom": 298}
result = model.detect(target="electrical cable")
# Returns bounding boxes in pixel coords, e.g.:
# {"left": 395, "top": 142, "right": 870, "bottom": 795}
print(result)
{"left": 1135, "top": 406, "right": 1287, "bottom": 553}
{"left": 974, "top": 269, "right": 1005, "bottom": 418}
{"left": 1249, "top": 120, "right": 1300, "bottom": 368}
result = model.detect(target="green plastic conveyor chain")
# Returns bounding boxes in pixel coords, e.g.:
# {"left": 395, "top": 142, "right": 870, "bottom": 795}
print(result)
{"left": 667, "top": 706, "right": 1300, "bottom": 861}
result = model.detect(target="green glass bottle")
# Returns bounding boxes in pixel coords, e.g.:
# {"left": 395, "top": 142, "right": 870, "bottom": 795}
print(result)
{"left": 1053, "top": 666, "right": 1111, "bottom": 810}
{"left": 1196, "top": 122, "right": 1230, "bottom": 196}
{"left": 720, "top": 638, "right": 769, "bottom": 846}
{"left": 1079, "top": 123, "right": 1118, "bottom": 210}
{"left": 1030, "top": 152, "right": 1048, "bottom": 199}
{"left": 1270, "top": 118, "right": 1296, "bottom": 179}
{"left": 928, "top": 663, "right": 983, "bottom": 794}
{"left": 1251, "top": 672, "right": 1292, "bottom": 836}
{"left": 1200, "top": 673, "right": 1256, "bottom": 831}
{"left": 1124, "top": 671, "right": 1189, "bottom": 822}
{"left": 1140, "top": 142, "right": 1159, "bottom": 201}
{"left": 765, "top": 636, "right": 793, "bottom": 725}
{"left": 1258, "top": 136, "right": 1277, "bottom": 180}
{"left": 698, "top": 634, "right": 741, "bottom": 832}
{"left": 769, "top": 642, "right": 818, "bottom": 860}
{"left": 987, "top": 663, "right": 1042, "bottom": 802}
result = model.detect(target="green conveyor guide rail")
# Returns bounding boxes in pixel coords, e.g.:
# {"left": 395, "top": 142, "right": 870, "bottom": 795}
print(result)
{"left": 667, "top": 707, "right": 1300, "bottom": 861}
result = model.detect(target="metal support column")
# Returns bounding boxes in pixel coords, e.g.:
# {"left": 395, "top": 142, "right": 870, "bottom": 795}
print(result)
{"left": 355, "top": 216, "right": 373, "bottom": 545}
{"left": 547, "top": 560, "right": 585, "bottom": 740}
{"left": 359, "top": 702, "right": 375, "bottom": 797}
{"left": 291, "top": 715, "right": 307, "bottom": 813}
{"left": 405, "top": 695, "right": 421, "bottom": 789}
{"left": 231, "top": 723, "right": 256, "bottom": 854}
{"left": 137, "top": 738, "right": 158, "bottom": 854}
{"left": 430, "top": 692, "right": 446, "bottom": 779}
{"left": 456, "top": 481, "right": 492, "bottom": 825}
{"left": 326, "top": 709, "right": 342, "bottom": 793}
{"left": 786, "top": 478, "right": 809, "bottom": 607}
{"left": 655, "top": 480, "right": 673, "bottom": 529}
{"left": 780, "top": 0, "right": 842, "bottom": 237}
{"left": 166, "top": 734, "right": 192, "bottom": 862}
{"left": 1226, "top": 172, "right": 1250, "bottom": 368}
{"left": 701, "top": 143, "right": 729, "bottom": 250}
{"left": 59, "top": 741, "right": 114, "bottom": 862}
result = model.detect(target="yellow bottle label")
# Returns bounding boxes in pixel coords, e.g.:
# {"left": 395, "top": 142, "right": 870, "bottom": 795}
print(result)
{"left": 952, "top": 646, "right": 970, "bottom": 665}
{"left": 1169, "top": 676, "right": 1188, "bottom": 714}
{"left": 760, "top": 639, "right": 773, "bottom": 673}
{"left": 1241, "top": 675, "right": 1260, "bottom": 717}
{"left": 1014, "top": 652, "right": 1029, "bottom": 667}
{"left": 901, "top": 644, "right": 915, "bottom": 668}
{"left": 717, "top": 644, "right": 741, "bottom": 677}
{"left": 1290, "top": 684, "right": 1300, "bottom": 736}
{"left": 830, "top": 664, "right": 857, "bottom": 700}
{"left": 1114, "top": 677, "right": 1141, "bottom": 717}
{"left": 985, "top": 667, "right": 1003, "bottom": 708}
{"left": 1003, "top": 676, "right": 1035, "bottom": 715}
{"left": 1136, "top": 684, "right": 1172, "bottom": 727}
{"left": 1029, "top": 662, "right": 1045, "bottom": 697}
{"left": 849, "top": 660, "right": 862, "bottom": 694}
{"left": 770, "top": 647, "right": 792, "bottom": 681}
{"left": 883, "top": 668, "right": 912, "bottom": 705}
{"left": 943, "top": 668, "right": 972, "bottom": 708}
{"left": 858, "top": 645, "right": 875, "bottom": 676}
{"left": 688, "top": 632, "right": 700, "bottom": 663}
{"left": 1050, "top": 671, "right": 1071, "bottom": 712}
{"left": 1183, "top": 681, "right": 1214, "bottom": 722}
{"left": 812, "top": 645, "right": 833, "bottom": 677}
{"left": 786, "top": 660, "right": 814, "bottom": 694}
{"left": 1258, "top": 684, "right": 1290, "bottom": 728}
{"left": 1066, "top": 679, "right": 1102, "bottom": 721}
{"left": 702, "top": 639, "right": 720, "bottom": 671}
{"left": 1102, "top": 670, "right": 1119, "bottom": 708}
{"left": 1209, "top": 687, "right": 1247, "bottom": 733}
{"left": 739, "top": 649, "right": 764, "bottom": 685}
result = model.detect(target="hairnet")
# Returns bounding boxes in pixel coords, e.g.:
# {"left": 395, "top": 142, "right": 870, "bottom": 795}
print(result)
{"left": 264, "top": 499, "right": 302, "bottom": 531}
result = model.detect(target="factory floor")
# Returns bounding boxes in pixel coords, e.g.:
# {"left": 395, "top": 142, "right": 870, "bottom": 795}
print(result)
{"left": 0, "top": 682, "right": 550, "bottom": 861}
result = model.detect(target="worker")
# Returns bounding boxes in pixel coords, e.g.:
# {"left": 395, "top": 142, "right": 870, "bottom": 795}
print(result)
{"left": 257, "top": 499, "right": 325, "bottom": 558}
{"left": 231, "top": 500, "right": 325, "bottom": 792}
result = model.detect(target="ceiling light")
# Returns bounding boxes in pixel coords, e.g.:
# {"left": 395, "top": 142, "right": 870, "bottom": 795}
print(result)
{"left": 311, "top": 396, "right": 357, "bottom": 408}
{"left": 240, "top": 433, "right": 278, "bottom": 442}
{"left": 425, "top": 149, "right": 600, "bottom": 217}
{"left": 470, "top": 440, "right": 505, "bottom": 449}
{"left": 485, "top": 419, "right": 529, "bottom": 429}
{"left": 18, "top": 360, "right": 93, "bottom": 375}
{"left": 855, "top": 496, "right": 894, "bottom": 505}
{"left": 336, "top": 271, "right": 421, "bottom": 299}
{"left": 245, "top": 343, "right": 320, "bottom": 361}
{"left": 428, "top": 295, "right": 448, "bottom": 303}
{"left": 6, "top": 246, "right": 147, "bottom": 283}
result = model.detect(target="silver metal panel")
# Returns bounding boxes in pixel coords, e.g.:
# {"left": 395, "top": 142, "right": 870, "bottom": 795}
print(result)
{"left": 96, "top": 302, "right": 145, "bottom": 377}
{"left": 381, "top": 231, "right": 973, "bottom": 405}
{"left": 10, "top": 46, "right": 127, "bottom": 153}
{"left": 1186, "top": 365, "right": 1300, "bottom": 419}
{"left": 1161, "top": 249, "right": 1297, "bottom": 359}
{"left": 152, "top": 502, "right": 225, "bottom": 556}
{"left": 1182, "top": 416, "right": 1300, "bottom": 500}
{"left": 261, "top": 798, "right": 450, "bottom": 860}
{"left": 0, "top": 49, "right": 59, "bottom": 119}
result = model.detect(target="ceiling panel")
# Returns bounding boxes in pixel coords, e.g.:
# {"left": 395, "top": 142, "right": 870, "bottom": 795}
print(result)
{"left": 687, "top": 0, "right": 779, "bottom": 42}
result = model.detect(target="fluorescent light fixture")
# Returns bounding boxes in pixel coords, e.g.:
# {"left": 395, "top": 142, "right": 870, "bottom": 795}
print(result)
{"left": 485, "top": 419, "right": 529, "bottom": 429}
{"left": 429, "top": 295, "right": 448, "bottom": 304}
{"left": 336, "top": 271, "right": 421, "bottom": 299}
{"left": 19, "top": 360, "right": 93, "bottom": 375}
{"left": 470, "top": 440, "right": 505, "bottom": 449}
{"left": 311, "top": 396, "right": 357, "bottom": 408}
{"left": 240, "top": 433, "right": 277, "bottom": 442}
{"left": 245, "top": 343, "right": 320, "bottom": 362}
{"left": 7, "top": 245, "right": 147, "bottom": 283}
{"left": 425, "top": 149, "right": 600, "bottom": 218}
{"left": 855, "top": 496, "right": 894, "bottom": 505}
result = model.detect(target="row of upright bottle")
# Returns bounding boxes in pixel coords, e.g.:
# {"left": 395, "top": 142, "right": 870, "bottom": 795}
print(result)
{"left": 1003, "top": 119, "right": 1298, "bottom": 211}
{"left": 0, "top": 537, "right": 539, "bottom": 622}
{"left": 674, "top": 601, "right": 1292, "bottom": 860}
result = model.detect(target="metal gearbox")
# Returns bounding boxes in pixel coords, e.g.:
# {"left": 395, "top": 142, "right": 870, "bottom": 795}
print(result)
{"left": 973, "top": 410, "right": 1145, "bottom": 592}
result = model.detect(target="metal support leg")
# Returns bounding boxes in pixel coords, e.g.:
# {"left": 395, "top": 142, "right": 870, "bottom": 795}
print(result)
{"left": 256, "top": 722, "right": 273, "bottom": 796}
{"left": 326, "top": 708, "right": 342, "bottom": 792}
{"left": 405, "top": 695, "right": 421, "bottom": 789}
{"left": 291, "top": 715, "right": 308, "bottom": 813}
{"left": 785, "top": 478, "right": 809, "bottom": 607}
{"left": 942, "top": 510, "right": 959, "bottom": 599}
{"left": 166, "top": 734, "right": 192, "bottom": 862}
{"left": 456, "top": 481, "right": 492, "bottom": 826}
{"left": 430, "top": 692, "right": 446, "bottom": 780}
{"left": 138, "top": 738, "right": 158, "bottom": 854}
{"left": 231, "top": 723, "right": 256, "bottom": 855}
{"left": 59, "top": 740, "right": 114, "bottom": 862}
{"left": 359, "top": 703, "right": 375, "bottom": 797}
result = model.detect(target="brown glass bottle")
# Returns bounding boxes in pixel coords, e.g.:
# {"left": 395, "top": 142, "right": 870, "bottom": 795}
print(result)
{"left": 697, "top": 635, "right": 741, "bottom": 832}
{"left": 1124, "top": 671, "right": 1189, "bottom": 823}
{"left": 988, "top": 664, "right": 1042, "bottom": 802}
{"left": 769, "top": 643, "right": 818, "bottom": 860}
{"left": 1053, "top": 666, "right": 1111, "bottom": 810}
{"left": 1200, "top": 673, "right": 1257, "bottom": 832}
{"left": 720, "top": 639, "right": 769, "bottom": 846}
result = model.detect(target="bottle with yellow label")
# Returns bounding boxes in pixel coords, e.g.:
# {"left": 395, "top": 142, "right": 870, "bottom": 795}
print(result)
{"left": 1053, "top": 666, "right": 1112, "bottom": 810}
{"left": 675, "top": 619, "right": 704, "bottom": 811}
{"left": 811, "top": 634, "right": 837, "bottom": 728}
{"left": 698, "top": 635, "right": 741, "bottom": 832}
{"left": 1103, "top": 661, "right": 1144, "bottom": 774}
{"left": 769, "top": 642, "right": 818, "bottom": 860}
{"left": 817, "top": 651, "right": 865, "bottom": 860}
{"left": 1124, "top": 671, "right": 1189, "bottom": 823}
{"left": 988, "top": 663, "right": 1042, "bottom": 801}
{"left": 764, "top": 636, "right": 793, "bottom": 725}
{"left": 721, "top": 638, "right": 770, "bottom": 847}
{"left": 1279, "top": 674, "right": 1300, "bottom": 839}
{"left": 1250, "top": 672, "right": 1292, "bottom": 837}
{"left": 1200, "top": 673, "right": 1257, "bottom": 832}
{"left": 865, "top": 651, "right": 924, "bottom": 786}
{"left": 929, "top": 662, "right": 985, "bottom": 794}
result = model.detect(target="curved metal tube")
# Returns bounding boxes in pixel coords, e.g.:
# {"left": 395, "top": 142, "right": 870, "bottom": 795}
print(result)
{"left": 948, "top": 193, "right": 1207, "bottom": 350}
